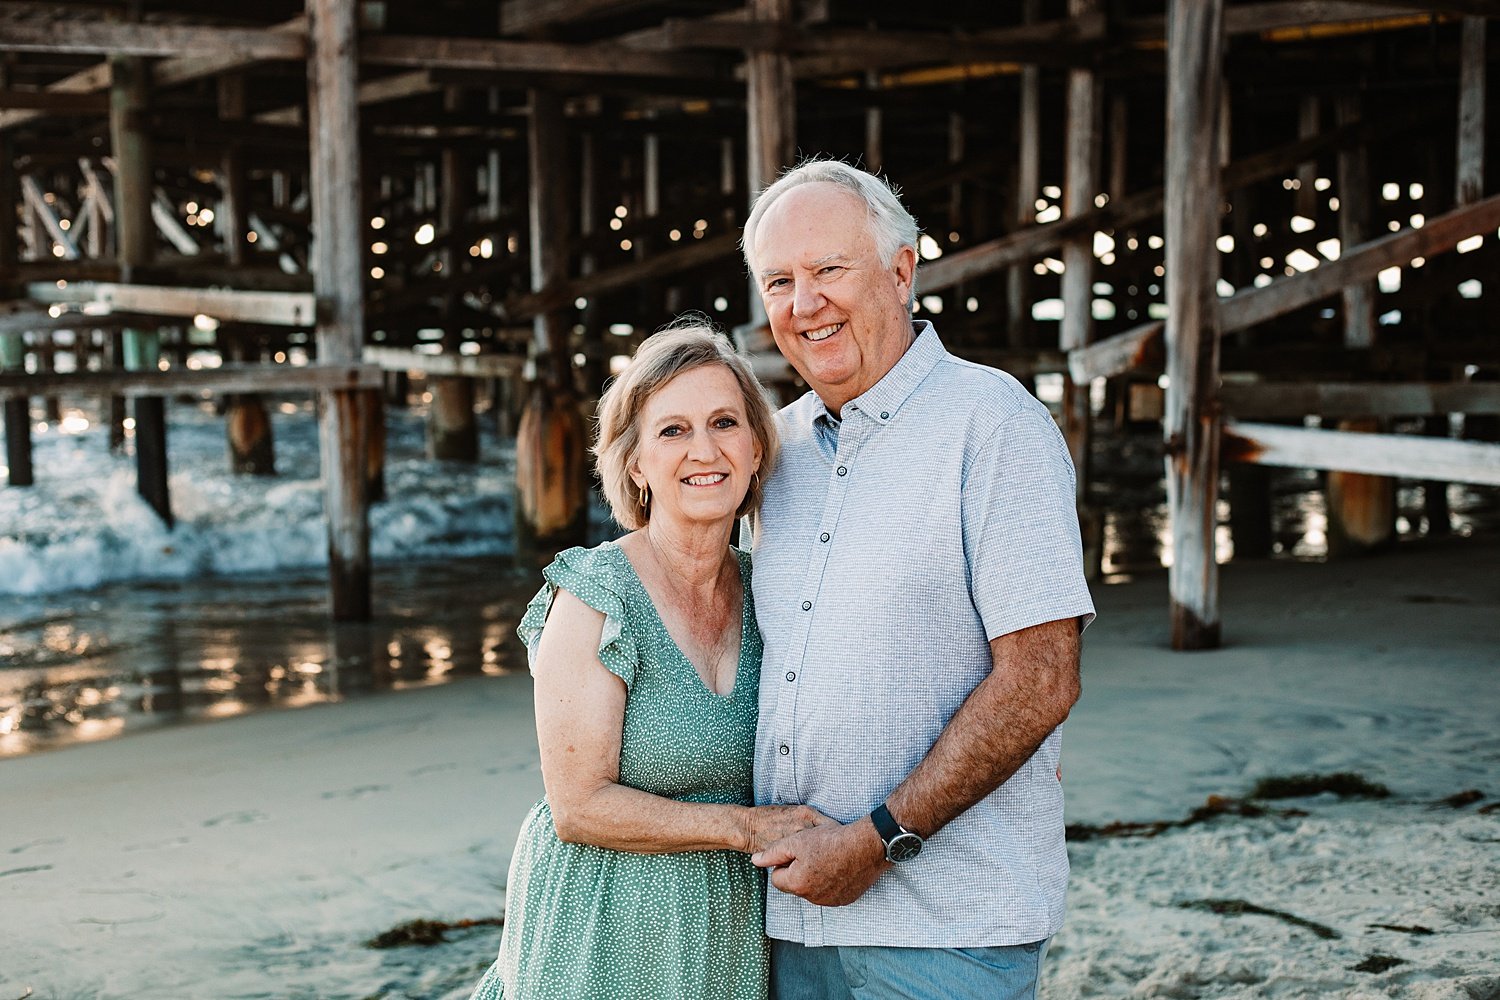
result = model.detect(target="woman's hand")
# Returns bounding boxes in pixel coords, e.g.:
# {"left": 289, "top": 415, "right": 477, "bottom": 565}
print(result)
{"left": 740, "top": 804, "right": 837, "bottom": 854}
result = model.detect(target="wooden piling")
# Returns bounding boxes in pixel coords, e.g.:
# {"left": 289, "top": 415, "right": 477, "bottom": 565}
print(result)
{"left": 1006, "top": 0, "right": 1042, "bottom": 352}
{"left": 515, "top": 87, "right": 587, "bottom": 561}
{"left": 1163, "top": 0, "right": 1225, "bottom": 650}
{"left": 429, "top": 86, "right": 479, "bottom": 463}
{"left": 0, "top": 108, "right": 28, "bottom": 489}
{"left": 1062, "top": 0, "right": 1103, "bottom": 578}
{"left": 307, "top": 0, "right": 372, "bottom": 621}
{"left": 110, "top": 54, "right": 172, "bottom": 528}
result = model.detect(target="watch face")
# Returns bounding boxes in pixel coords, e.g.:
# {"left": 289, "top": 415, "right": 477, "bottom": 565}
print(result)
{"left": 887, "top": 832, "right": 923, "bottom": 863}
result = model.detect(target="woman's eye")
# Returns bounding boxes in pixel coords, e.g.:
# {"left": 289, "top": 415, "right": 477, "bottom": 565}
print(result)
{"left": 660, "top": 425, "right": 682, "bottom": 437}
{"left": 714, "top": 416, "right": 739, "bottom": 429}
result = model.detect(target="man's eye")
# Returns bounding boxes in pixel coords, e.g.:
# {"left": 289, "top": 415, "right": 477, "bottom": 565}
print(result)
{"left": 767, "top": 278, "right": 788, "bottom": 290}
{"left": 819, "top": 266, "right": 842, "bottom": 276}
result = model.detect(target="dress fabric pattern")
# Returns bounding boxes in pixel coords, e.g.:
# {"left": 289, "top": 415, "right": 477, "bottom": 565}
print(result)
{"left": 469, "top": 541, "right": 766, "bottom": 1000}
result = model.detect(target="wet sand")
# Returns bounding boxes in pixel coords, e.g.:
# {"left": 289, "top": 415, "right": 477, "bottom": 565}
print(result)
{"left": 2, "top": 537, "right": 1497, "bottom": 999}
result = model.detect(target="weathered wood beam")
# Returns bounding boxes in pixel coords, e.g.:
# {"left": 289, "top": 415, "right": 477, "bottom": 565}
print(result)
{"left": 1224, "top": 421, "right": 1500, "bottom": 485}
{"left": 0, "top": 362, "right": 382, "bottom": 398}
{"left": 1221, "top": 381, "right": 1500, "bottom": 418}
{"left": 0, "top": 89, "right": 108, "bottom": 113}
{"left": 501, "top": 0, "right": 662, "bottom": 34}
{"left": 1225, "top": 193, "right": 1500, "bottom": 331}
{"left": 0, "top": 61, "right": 110, "bottom": 131}
{"left": 360, "top": 35, "right": 722, "bottom": 79}
{"left": 20, "top": 176, "right": 79, "bottom": 259}
{"left": 504, "top": 232, "right": 739, "bottom": 320}
{"left": 28, "top": 282, "right": 315, "bottom": 326}
{"left": 0, "top": 21, "right": 306, "bottom": 60}
{"left": 365, "top": 346, "right": 525, "bottom": 379}
{"left": 1456, "top": 17, "right": 1486, "bottom": 206}
{"left": 1071, "top": 193, "right": 1500, "bottom": 382}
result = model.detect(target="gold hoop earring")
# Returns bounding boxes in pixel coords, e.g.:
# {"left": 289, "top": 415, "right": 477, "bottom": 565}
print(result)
{"left": 752, "top": 472, "right": 760, "bottom": 491}
{"left": 638, "top": 484, "right": 650, "bottom": 509}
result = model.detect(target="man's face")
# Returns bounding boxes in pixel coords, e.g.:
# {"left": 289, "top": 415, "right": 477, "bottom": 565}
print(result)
{"left": 751, "top": 183, "right": 916, "bottom": 414}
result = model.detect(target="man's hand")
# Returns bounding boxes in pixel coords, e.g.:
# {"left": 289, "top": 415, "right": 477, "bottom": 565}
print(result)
{"left": 750, "top": 817, "right": 890, "bottom": 907}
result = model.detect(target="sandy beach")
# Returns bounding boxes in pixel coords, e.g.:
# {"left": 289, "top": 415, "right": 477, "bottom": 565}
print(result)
{"left": 3, "top": 537, "right": 1497, "bottom": 999}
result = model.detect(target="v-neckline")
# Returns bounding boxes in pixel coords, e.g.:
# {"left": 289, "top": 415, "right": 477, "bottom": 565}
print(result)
{"left": 610, "top": 540, "right": 749, "bottom": 700}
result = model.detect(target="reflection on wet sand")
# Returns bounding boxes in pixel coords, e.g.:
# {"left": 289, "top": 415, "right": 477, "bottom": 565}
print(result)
{"left": 0, "top": 558, "right": 537, "bottom": 757}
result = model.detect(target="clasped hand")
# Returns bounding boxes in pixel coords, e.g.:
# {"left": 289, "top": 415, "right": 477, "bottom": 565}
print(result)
{"left": 750, "top": 817, "right": 889, "bottom": 907}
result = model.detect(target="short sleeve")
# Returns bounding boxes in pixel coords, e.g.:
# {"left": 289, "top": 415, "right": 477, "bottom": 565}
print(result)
{"left": 963, "top": 406, "right": 1097, "bottom": 641}
{"left": 515, "top": 545, "right": 638, "bottom": 688}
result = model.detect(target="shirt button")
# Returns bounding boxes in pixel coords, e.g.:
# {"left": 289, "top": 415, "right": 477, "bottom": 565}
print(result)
{"left": 785, "top": 671, "right": 796, "bottom": 682}
{"left": 837, "top": 466, "right": 847, "bottom": 476}
{"left": 880, "top": 411, "right": 890, "bottom": 419}
{"left": 779, "top": 744, "right": 790, "bottom": 756}
{"left": 819, "top": 532, "right": 830, "bottom": 543}
{"left": 801, "top": 600, "right": 812, "bottom": 611}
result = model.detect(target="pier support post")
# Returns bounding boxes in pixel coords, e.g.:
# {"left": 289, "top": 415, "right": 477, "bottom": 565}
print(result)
{"left": 430, "top": 87, "right": 479, "bottom": 463}
{"left": 308, "top": 0, "right": 372, "bottom": 620}
{"left": 111, "top": 55, "right": 171, "bottom": 528}
{"left": 515, "top": 88, "right": 587, "bottom": 563}
{"left": 1006, "top": 0, "right": 1042, "bottom": 354}
{"left": 1063, "top": 0, "right": 1103, "bottom": 578}
{"left": 1164, "top": 0, "right": 1225, "bottom": 649}
{"left": 741, "top": 0, "right": 795, "bottom": 341}
{"left": 1328, "top": 93, "right": 1394, "bottom": 556}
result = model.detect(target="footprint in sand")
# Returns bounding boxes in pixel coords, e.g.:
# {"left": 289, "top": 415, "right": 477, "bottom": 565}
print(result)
{"left": 409, "top": 762, "right": 458, "bottom": 777}
{"left": 203, "top": 809, "right": 269, "bottom": 828}
{"left": 320, "top": 784, "right": 390, "bottom": 800}
{"left": 8, "top": 837, "right": 64, "bottom": 854}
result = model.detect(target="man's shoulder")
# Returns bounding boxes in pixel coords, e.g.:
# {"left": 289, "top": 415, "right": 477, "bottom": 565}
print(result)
{"left": 921, "top": 353, "right": 1054, "bottom": 431}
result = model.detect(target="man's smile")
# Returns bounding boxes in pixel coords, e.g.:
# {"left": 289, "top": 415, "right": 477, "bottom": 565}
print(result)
{"left": 803, "top": 322, "right": 844, "bottom": 343}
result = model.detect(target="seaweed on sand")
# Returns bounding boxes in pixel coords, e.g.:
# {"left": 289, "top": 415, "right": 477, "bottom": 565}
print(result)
{"left": 367, "top": 916, "right": 504, "bottom": 948}
{"left": 1178, "top": 898, "right": 1340, "bottom": 939}
{"left": 1350, "top": 953, "right": 1408, "bottom": 973}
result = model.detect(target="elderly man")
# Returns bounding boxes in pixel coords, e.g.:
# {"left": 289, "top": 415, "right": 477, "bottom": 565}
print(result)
{"left": 743, "top": 160, "right": 1095, "bottom": 999}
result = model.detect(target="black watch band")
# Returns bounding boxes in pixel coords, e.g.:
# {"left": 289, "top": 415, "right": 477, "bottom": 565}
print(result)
{"left": 870, "top": 803, "right": 924, "bottom": 863}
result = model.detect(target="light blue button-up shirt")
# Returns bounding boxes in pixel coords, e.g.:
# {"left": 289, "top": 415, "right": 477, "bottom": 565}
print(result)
{"left": 750, "top": 322, "right": 1095, "bottom": 948}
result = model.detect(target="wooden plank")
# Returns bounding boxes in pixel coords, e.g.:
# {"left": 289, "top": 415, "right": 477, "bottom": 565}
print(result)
{"left": 361, "top": 35, "right": 721, "bottom": 80}
{"left": 0, "top": 21, "right": 306, "bottom": 60}
{"left": 0, "top": 362, "right": 382, "bottom": 398}
{"left": 364, "top": 347, "right": 524, "bottom": 379}
{"left": 1223, "top": 421, "right": 1500, "bottom": 486}
{"left": 1164, "top": 0, "right": 1225, "bottom": 650}
{"left": 1221, "top": 382, "right": 1500, "bottom": 418}
{"left": 746, "top": 0, "right": 796, "bottom": 196}
{"left": 27, "top": 282, "right": 315, "bottom": 326}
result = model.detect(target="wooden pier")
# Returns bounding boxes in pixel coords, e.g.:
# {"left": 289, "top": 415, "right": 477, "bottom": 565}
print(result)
{"left": 1, "top": 1, "right": 1495, "bottom": 644}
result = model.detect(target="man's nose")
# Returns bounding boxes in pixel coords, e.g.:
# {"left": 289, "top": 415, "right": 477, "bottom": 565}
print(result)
{"left": 791, "top": 278, "right": 823, "bottom": 318}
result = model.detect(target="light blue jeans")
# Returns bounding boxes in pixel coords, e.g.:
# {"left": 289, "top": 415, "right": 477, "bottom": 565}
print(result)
{"left": 770, "top": 937, "right": 1051, "bottom": 1000}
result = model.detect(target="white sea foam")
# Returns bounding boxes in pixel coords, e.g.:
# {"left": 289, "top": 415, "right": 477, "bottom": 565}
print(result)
{"left": 0, "top": 400, "right": 524, "bottom": 596}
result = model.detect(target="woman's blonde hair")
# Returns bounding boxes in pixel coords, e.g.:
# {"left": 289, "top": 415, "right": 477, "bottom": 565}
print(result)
{"left": 594, "top": 319, "right": 779, "bottom": 531}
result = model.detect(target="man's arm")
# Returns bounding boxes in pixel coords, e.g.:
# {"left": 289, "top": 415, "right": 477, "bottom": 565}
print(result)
{"left": 751, "top": 616, "right": 1081, "bottom": 906}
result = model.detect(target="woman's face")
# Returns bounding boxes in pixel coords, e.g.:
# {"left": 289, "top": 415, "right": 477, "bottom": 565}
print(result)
{"left": 632, "top": 364, "right": 762, "bottom": 529}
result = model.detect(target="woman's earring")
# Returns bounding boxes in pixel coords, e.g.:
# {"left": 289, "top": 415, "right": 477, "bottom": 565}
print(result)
{"left": 638, "top": 484, "right": 650, "bottom": 509}
{"left": 752, "top": 472, "right": 760, "bottom": 491}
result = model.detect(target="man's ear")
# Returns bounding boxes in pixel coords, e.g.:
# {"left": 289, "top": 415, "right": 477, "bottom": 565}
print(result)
{"left": 892, "top": 244, "right": 917, "bottom": 302}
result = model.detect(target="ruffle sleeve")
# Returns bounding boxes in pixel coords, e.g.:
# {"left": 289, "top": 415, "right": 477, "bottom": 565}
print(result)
{"left": 515, "top": 544, "right": 638, "bottom": 688}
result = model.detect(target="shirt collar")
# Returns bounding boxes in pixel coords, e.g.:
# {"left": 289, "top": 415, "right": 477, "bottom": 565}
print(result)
{"left": 807, "top": 320, "right": 945, "bottom": 430}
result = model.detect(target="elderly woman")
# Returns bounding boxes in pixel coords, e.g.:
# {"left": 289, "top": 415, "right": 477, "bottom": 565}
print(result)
{"left": 470, "top": 322, "right": 830, "bottom": 1000}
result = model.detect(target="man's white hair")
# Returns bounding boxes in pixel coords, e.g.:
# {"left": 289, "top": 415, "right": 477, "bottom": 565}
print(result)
{"left": 741, "top": 159, "right": 921, "bottom": 276}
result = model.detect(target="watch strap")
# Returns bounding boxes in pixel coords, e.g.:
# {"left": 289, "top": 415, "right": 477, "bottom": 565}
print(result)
{"left": 870, "top": 802, "right": 904, "bottom": 843}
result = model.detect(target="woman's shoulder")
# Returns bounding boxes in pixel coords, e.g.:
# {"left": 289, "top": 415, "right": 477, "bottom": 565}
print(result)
{"left": 543, "top": 539, "right": 631, "bottom": 589}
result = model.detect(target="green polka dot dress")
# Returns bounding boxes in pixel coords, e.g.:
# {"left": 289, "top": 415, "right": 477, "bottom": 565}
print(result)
{"left": 469, "top": 540, "right": 766, "bottom": 1000}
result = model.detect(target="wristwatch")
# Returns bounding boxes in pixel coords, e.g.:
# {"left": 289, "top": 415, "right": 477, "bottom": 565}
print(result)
{"left": 870, "top": 803, "right": 924, "bottom": 863}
